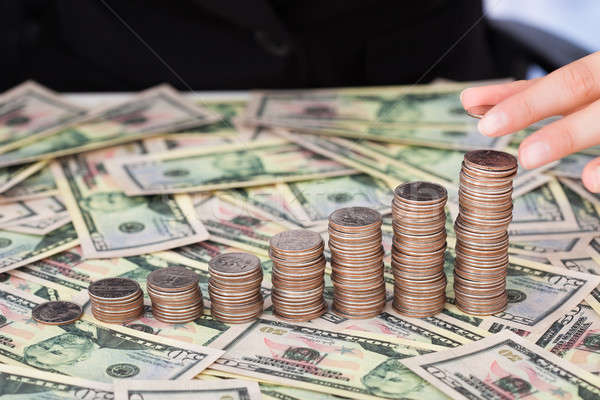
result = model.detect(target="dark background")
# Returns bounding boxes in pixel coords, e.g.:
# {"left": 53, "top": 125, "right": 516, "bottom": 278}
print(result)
{"left": 0, "top": 0, "right": 588, "bottom": 92}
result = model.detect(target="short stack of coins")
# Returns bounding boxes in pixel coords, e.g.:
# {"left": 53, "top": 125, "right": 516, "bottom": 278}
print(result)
{"left": 208, "top": 252, "right": 264, "bottom": 323}
{"left": 328, "top": 207, "right": 385, "bottom": 319}
{"left": 391, "top": 182, "right": 448, "bottom": 317}
{"left": 88, "top": 278, "right": 144, "bottom": 323}
{"left": 454, "top": 150, "right": 517, "bottom": 315}
{"left": 270, "top": 230, "right": 327, "bottom": 321}
{"left": 147, "top": 266, "right": 203, "bottom": 324}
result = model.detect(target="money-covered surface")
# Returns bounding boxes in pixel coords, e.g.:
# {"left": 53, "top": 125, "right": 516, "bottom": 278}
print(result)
{"left": 114, "top": 379, "right": 262, "bottom": 400}
{"left": 106, "top": 138, "right": 354, "bottom": 195}
{"left": 0, "top": 284, "right": 224, "bottom": 382}
{"left": 0, "top": 363, "right": 113, "bottom": 399}
{"left": 52, "top": 145, "right": 209, "bottom": 258}
{"left": 0, "top": 81, "right": 89, "bottom": 153}
{"left": 403, "top": 331, "right": 600, "bottom": 400}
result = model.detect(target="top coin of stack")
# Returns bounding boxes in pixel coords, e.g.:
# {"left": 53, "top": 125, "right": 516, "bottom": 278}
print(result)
{"left": 270, "top": 229, "right": 327, "bottom": 322}
{"left": 454, "top": 150, "right": 517, "bottom": 316}
{"left": 88, "top": 278, "right": 144, "bottom": 323}
{"left": 391, "top": 182, "right": 447, "bottom": 317}
{"left": 208, "top": 252, "right": 264, "bottom": 323}
{"left": 328, "top": 207, "right": 385, "bottom": 319}
{"left": 147, "top": 266, "right": 203, "bottom": 324}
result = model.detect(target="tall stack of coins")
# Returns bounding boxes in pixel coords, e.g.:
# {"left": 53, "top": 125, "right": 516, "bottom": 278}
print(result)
{"left": 454, "top": 150, "right": 517, "bottom": 315}
{"left": 328, "top": 207, "right": 385, "bottom": 319}
{"left": 391, "top": 182, "right": 447, "bottom": 317}
{"left": 147, "top": 266, "right": 203, "bottom": 324}
{"left": 208, "top": 252, "right": 264, "bottom": 323}
{"left": 270, "top": 230, "right": 327, "bottom": 321}
{"left": 88, "top": 278, "right": 144, "bottom": 323}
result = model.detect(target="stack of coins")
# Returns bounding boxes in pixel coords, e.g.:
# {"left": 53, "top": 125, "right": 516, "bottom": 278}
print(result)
{"left": 328, "top": 207, "right": 385, "bottom": 319}
{"left": 147, "top": 266, "right": 203, "bottom": 324}
{"left": 208, "top": 252, "right": 264, "bottom": 323}
{"left": 88, "top": 278, "right": 144, "bottom": 323}
{"left": 270, "top": 230, "right": 327, "bottom": 321}
{"left": 454, "top": 150, "right": 517, "bottom": 315}
{"left": 391, "top": 182, "right": 448, "bottom": 317}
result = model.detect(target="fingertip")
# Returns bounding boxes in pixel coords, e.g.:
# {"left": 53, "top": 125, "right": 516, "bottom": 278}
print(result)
{"left": 518, "top": 140, "right": 552, "bottom": 169}
{"left": 459, "top": 87, "right": 478, "bottom": 108}
{"left": 582, "top": 159, "right": 600, "bottom": 193}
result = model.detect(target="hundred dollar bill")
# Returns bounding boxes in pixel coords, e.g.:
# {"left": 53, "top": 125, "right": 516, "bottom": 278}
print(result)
{"left": 105, "top": 138, "right": 355, "bottom": 195}
{"left": 531, "top": 302, "right": 600, "bottom": 375}
{"left": 51, "top": 146, "right": 209, "bottom": 258}
{"left": 0, "top": 363, "right": 113, "bottom": 399}
{"left": 0, "top": 160, "right": 48, "bottom": 194}
{"left": 0, "top": 165, "right": 57, "bottom": 203}
{"left": 278, "top": 173, "right": 393, "bottom": 228}
{"left": 0, "top": 81, "right": 88, "bottom": 153}
{"left": 0, "top": 222, "right": 78, "bottom": 273}
{"left": 402, "top": 330, "right": 600, "bottom": 400}
{"left": 209, "top": 317, "right": 449, "bottom": 400}
{"left": 443, "top": 243, "right": 600, "bottom": 333}
{"left": 0, "top": 84, "right": 220, "bottom": 167}
{"left": 5, "top": 212, "right": 71, "bottom": 235}
{"left": 114, "top": 379, "right": 261, "bottom": 400}
{"left": 0, "top": 284, "right": 224, "bottom": 382}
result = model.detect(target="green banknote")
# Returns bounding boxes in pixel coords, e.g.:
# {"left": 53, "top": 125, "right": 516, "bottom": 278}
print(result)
{"left": 52, "top": 145, "right": 209, "bottom": 258}
{"left": 0, "top": 222, "right": 78, "bottom": 273}
{"left": 0, "top": 363, "right": 113, "bottom": 399}
{"left": 106, "top": 138, "right": 354, "bottom": 195}
{"left": 0, "top": 81, "right": 88, "bottom": 153}
{"left": 0, "top": 195, "right": 66, "bottom": 228}
{"left": 209, "top": 317, "right": 449, "bottom": 400}
{"left": 0, "top": 271, "right": 65, "bottom": 301}
{"left": 549, "top": 153, "right": 595, "bottom": 178}
{"left": 0, "top": 165, "right": 57, "bottom": 203}
{"left": 6, "top": 212, "right": 71, "bottom": 235}
{"left": 0, "top": 284, "right": 223, "bottom": 382}
{"left": 443, "top": 244, "right": 600, "bottom": 333}
{"left": 114, "top": 379, "right": 261, "bottom": 400}
{"left": 402, "top": 331, "right": 600, "bottom": 400}
{"left": 0, "top": 160, "right": 48, "bottom": 193}
{"left": 533, "top": 302, "right": 600, "bottom": 375}
{"left": 0, "top": 85, "right": 220, "bottom": 167}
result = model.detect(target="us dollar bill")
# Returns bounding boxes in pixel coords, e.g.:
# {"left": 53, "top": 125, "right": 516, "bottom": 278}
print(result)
{"left": 0, "top": 165, "right": 58, "bottom": 203}
{"left": 402, "top": 330, "right": 600, "bottom": 400}
{"left": 0, "top": 363, "right": 113, "bottom": 399}
{"left": 549, "top": 153, "right": 595, "bottom": 178}
{"left": 114, "top": 379, "right": 262, "bottom": 400}
{"left": 105, "top": 138, "right": 355, "bottom": 195}
{"left": 0, "top": 84, "right": 220, "bottom": 167}
{"left": 0, "top": 222, "right": 78, "bottom": 273}
{"left": 0, "top": 160, "right": 48, "bottom": 193}
{"left": 0, "top": 195, "right": 66, "bottom": 228}
{"left": 532, "top": 302, "right": 600, "bottom": 375}
{"left": 0, "top": 284, "right": 223, "bottom": 382}
{"left": 0, "top": 81, "right": 88, "bottom": 153}
{"left": 5, "top": 212, "right": 71, "bottom": 235}
{"left": 444, "top": 243, "right": 600, "bottom": 333}
{"left": 209, "top": 317, "right": 449, "bottom": 400}
{"left": 51, "top": 145, "right": 209, "bottom": 258}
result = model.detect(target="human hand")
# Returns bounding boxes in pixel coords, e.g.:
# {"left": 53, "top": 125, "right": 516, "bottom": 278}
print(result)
{"left": 459, "top": 52, "right": 600, "bottom": 192}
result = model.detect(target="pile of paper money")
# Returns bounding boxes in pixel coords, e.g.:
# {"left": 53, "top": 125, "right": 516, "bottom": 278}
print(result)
{"left": 0, "top": 80, "right": 600, "bottom": 399}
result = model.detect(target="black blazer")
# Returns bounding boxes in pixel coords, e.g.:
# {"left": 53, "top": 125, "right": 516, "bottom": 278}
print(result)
{"left": 0, "top": 0, "right": 499, "bottom": 91}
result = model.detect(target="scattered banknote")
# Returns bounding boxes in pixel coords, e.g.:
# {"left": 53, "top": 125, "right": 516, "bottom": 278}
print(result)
{"left": 0, "top": 165, "right": 57, "bottom": 203}
{"left": 0, "top": 160, "right": 47, "bottom": 193}
{"left": 5, "top": 211, "right": 71, "bottom": 235}
{"left": 114, "top": 379, "right": 262, "bottom": 400}
{"left": 0, "top": 195, "right": 66, "bottom": 228}
{"left": 106, "top": 138, "right": 355, "bottom": 195}
{"left": 52, "top": 146, "right": 209, "bottom": 258}
{"left": 210, "top": 317, "right": 449, "bottom": 400}
{"left": 0, "top": 81, "right": 88, "bottom": 153}
{"left": 0, "top": 284, "right": 224, "bottom": 382}
{"left": 0, "top": 363, "right": 113, "bottom": 399}
{"left": 0, "top": 222, "right": 78, "bottom": 273}
{"left": 402, "top": 331, "right": 600, "bottom": 400}
{"left": 0, "top": 84, "right": 220, "bottom": 167}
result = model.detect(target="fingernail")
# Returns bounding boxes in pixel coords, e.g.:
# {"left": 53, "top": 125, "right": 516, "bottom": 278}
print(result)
{"left": 459, "top": 89, "right": 467, "bottom": 104}
{"left": 477, "top": 110, "right": 507, "bottom": 136}
{"left": 520, "top": 141, "right": 551, "bottom": 169}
